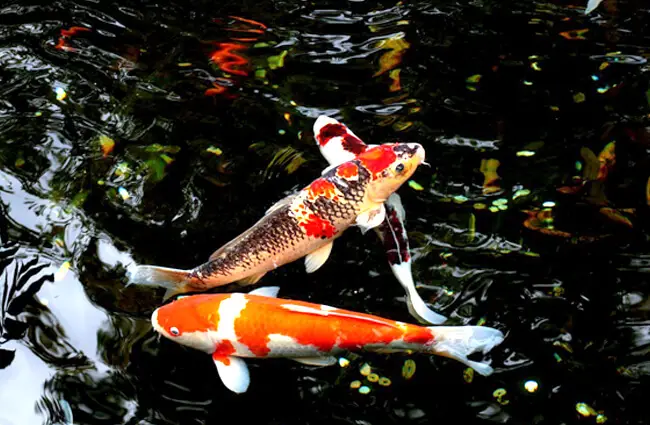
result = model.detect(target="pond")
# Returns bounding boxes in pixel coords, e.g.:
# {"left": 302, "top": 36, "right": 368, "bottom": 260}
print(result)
{"left": 0, "top": 0, "right": 649, "bottom": 424}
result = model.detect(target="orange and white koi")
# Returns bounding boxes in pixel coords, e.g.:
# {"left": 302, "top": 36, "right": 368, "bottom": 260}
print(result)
{"left": 313, "top": 115, "right": 447, "bottom": 325}
{"left": 126, "top": 138, "right": 426, "bottom": 299}
{"left": 151, "top": 286, "right": 504, "bottom": 393}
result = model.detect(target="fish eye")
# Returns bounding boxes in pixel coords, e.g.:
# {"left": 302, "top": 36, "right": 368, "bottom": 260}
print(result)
{"left": 395, "top": 163, "right": 405, "bottom": 173}
{"left": 170, "top": 327, "right": 180, "bottom": 336}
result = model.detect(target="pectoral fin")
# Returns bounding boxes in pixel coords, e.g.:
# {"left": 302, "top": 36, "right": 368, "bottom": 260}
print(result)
{"left": 237, "top": 272, "right": 266, "bottom": 286}
{"left": 249, "top": 286, "right": 280, "bottom": 297}
{"left": 213, "top": 354, "right": 250, "bottom": 394}
{"left": 292, "top": 356, "right": 337, "bottom": 367}
{"left": 356, "top": 204, "right": 386, "bottom": 234}
{"left": 304, "top": 242, "right": 334, "bottom": 273}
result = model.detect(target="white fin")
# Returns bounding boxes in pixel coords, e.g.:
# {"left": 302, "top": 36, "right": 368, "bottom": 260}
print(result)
{"left": 585, "top": 0, "right": 602, "bottom": 14}
{"left": 265, "top": 193, "right": 297, "bottom": 215}
{"left": 428, "top": 326, "right": 504, "bottom": 376}
{"left": 249, "top": 286, "right": 280, "bottom": 297}
{"left": 238, "top": 272, "right": 266, "bottom": 286}
{"left": 126, "top": 264, "right": 191, "bottom": 293}
{"left": 356, "top": 204, "right": 386, "bottom": 234}
{"left": 292, "top": 356, "right": 337, "bottom": 367}
{"left": 213, "top": 355, "right": 250, "bottom": 394}
{"left": 392, "top": 262, "right": 447, "bottom": 325}
{"left": 385, "top": 193, "right": 406, "bottom": 222}
{"left": 304, "top": 241, "right": 334, "bottom": 273}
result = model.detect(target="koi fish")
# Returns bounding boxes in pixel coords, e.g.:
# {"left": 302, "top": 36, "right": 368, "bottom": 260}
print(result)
{"left": 126, "top": 140, "right": 426, "bottom": 299}
{"left": 313, "top": 115, "right": 447, "bottom": 325}
{"left": 151, "top": 286, "right": 505, "bottom": 393}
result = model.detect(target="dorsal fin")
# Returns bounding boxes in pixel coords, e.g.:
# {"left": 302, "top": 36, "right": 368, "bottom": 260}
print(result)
{"left": 265, "top": 192, "right": 298, "bottom": 215}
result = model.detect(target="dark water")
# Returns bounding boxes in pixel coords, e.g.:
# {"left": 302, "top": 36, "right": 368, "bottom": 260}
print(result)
{"left": 0, "top": 0, "right": 649, "bottom": 423}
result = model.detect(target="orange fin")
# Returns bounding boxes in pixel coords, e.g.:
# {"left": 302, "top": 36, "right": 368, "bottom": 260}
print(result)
{"left": 237, "top": 272, "right": 266, "bottom": 286}
{"left": 304, "top": 241, "right": 334, "bottom": 273}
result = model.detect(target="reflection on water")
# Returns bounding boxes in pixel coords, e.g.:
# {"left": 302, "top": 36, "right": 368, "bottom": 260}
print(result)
{"left": 0, "top": 0, "right": 649, "bottom": 424}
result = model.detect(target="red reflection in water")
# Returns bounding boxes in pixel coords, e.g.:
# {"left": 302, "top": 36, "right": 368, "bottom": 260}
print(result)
{"left": 54, "top": 26, "right": 91, "bottom": 52}
{"left": 209, "top": 43, "right": 249, "bottom": 76}
{"left": 205, "top": 16, "right": 267, "bottom": 97}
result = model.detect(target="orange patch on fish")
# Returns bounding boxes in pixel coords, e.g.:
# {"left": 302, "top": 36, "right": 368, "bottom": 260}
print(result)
{"left": 300, "top": 214, "right": 336, "bottom": 239}
{"left": 232, "top": 296, "right": 419, "bottom": 354}
{"left": 307, "top": 178, "right": 338, "bottom": 200}
{"left": 156, "top": 296, "right": 222, "bottom": 335}
{"left": 336, "top": 162, "right": 359, "bottom": 180}
{"left": 234, "top": 316, "right": 271, "bottom": 357}
{"left": 357, "top": 145, "right": 397, "bottom": 176}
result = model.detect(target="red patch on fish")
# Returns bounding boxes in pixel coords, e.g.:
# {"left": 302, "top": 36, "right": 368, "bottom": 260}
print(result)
{"left": 317, "top": 124, "right": 366, "bottom": 154}
{"left": 214, "top": 340, "right": 236, "bottom": 358}
{"left": 307, "top": 178, "right": 338, "bottom": 200}
{"left": 357, "top": 145, "right": 397, "bottom": 176}
{"left": 300, "top": 214, "right": 336, "bottom": 239}
{"left": 336, "top": 162, "right": 359, "bottom": 179}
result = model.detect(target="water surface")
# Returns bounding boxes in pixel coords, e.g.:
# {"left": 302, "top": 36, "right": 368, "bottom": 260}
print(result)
{"left": 0, "top": 0, "right": 649, "bottom": 424}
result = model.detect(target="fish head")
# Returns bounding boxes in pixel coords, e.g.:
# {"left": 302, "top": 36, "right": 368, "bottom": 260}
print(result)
{"left": 357, "top": 143, "right": 425, "bottom": 203}
{"left": 151, "top": 295, "right": 222, "bottom": 353}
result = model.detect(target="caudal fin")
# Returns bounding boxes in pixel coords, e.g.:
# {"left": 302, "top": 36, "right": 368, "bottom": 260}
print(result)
{"left": 125, "top": 264, "right": 192, "bottom": 300}
{"left": 427, "top": 325, "right": 504, "bottom": 376}
{"left": 391, "top": 262, "right": 448, "bottom": 325}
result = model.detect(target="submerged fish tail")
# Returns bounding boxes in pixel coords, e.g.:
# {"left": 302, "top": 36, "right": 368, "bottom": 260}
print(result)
{"left": 391, "top": 262, "right": 448, "bottom": 325}
{"left": 126, "top": 265, "right": 192, "bottom": 299}
{"left": 426, "top": 325, "right": 504, "bottom": 376}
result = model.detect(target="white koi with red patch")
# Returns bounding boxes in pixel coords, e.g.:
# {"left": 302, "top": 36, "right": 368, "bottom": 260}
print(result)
{"left": 152, "top": 286, "right": 504, "bottom": 394}
{"left": 313, "top": 115, "right": 447, "bottom": 325}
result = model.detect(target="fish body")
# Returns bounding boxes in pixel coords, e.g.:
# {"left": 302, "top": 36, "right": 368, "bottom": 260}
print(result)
{"left": 152, "top": 286, "right": 504, "bottom": 393}
{"left": 127, "top": 142, "right": 426, "bottom": 298}
{"left": 313, "top": 115, "right": 447, "bottom": 325}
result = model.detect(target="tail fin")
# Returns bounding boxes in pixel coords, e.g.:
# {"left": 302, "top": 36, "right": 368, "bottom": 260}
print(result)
{"left": 391, "top": 263, "right": 447, "bottom": 325}
{"left": 125, "top": 264, "right": 192, "bottom": 300}
{"left": 427, "top": 325, "right": 504, "bottom": 376}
